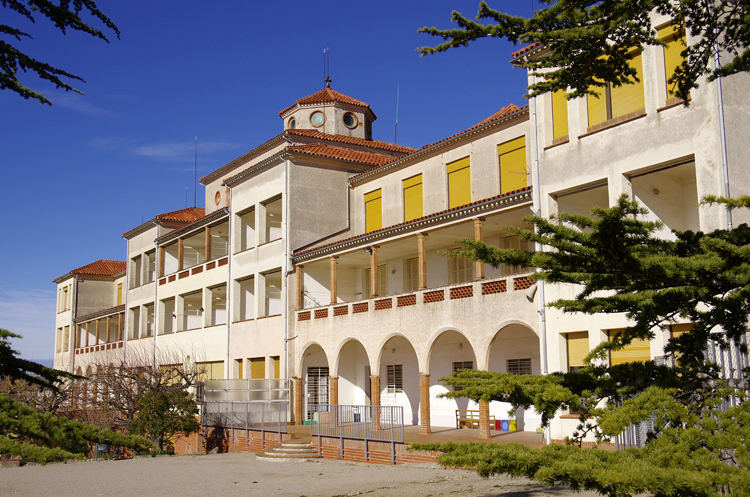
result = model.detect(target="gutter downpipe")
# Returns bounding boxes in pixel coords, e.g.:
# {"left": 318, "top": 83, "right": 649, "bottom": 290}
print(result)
{"left": 283, "top": 159, "right": 290, "bottom": 382}
{"left": 226, "top": 189, "right": 233, "bottom": 380}
{"left": 714, "top": 45, "right": 732, "bottom": 231}
{"left": 153, "top": 236, "right": 159, "bottom": 372}
{"left": 528, "top": 63, "right": 550, "bottom": 445}
{"left": 72, "top": 275, "right": 79, "bottom": 373}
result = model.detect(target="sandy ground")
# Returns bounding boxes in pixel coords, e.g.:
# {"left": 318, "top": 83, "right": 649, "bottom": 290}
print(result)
{"left": 0, "top": 453, "right": 601, "bottom": 497}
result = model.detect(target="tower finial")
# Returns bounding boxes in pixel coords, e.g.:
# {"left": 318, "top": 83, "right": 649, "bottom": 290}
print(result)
{"left": 325, "top": 76, "right": 332, "bottom": 88}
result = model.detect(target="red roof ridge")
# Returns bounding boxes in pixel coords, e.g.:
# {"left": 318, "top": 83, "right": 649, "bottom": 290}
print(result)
{"left": 511, "top": 42, "right": 543, "bottom": 59}
{"left": 56, "top": 259, "right": 126, "bottom": 281}
{"left": 285, "top": 143, "right": 398, "bottom": 167}
{"left": 123, "top": 207, "right": 206, "bottom": 237}
{"left": 286, "top": 129, "right": 415, "bottom": 154}
{"left": 279, "top": 88, "right": 372, "bottom": 116}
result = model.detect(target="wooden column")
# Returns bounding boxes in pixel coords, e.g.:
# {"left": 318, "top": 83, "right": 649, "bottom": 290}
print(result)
{"left": 419, "top": 373, "right": 431, "bottom": 435}
{"left": 293, "top": 376, "right": 303, "bottom": 425}
{"left": 370, "top": 245, "right": 379, "bottom": 298}
{"left": 75, "top": 325, "right": 81, "bottom": 349}
{"left": 95, "top": 320, "right": 100, "bottom": 345}
{"left": 474, "top": 218, "right": 485, "bottom": 280}
{"left": 158, "top": 247, "right": 165, "bottom": 277}
{"left": 295, "top": 265, "right": 304, "bottom": 310}
{"left": 417, "top": 233, "right": 428, "bottom": 290}
{"left": 330, "top": 256, "right": 338, "bottom": 304}
{"left": 177, "top": 238, "right": 184, "bottom": 271}
{"left": 479, "top": 399, "right": 491, "bottom": 439}
{"left": 117, "top": 313, "right": 123, "bottom": 341}
{"left": 370, "top": 374, "right": 381, "bottom": 428}
{"left": 204, "top": 226, "right": 211, "bottom": 262}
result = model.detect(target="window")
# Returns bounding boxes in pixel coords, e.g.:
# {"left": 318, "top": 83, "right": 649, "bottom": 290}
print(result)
{"left": 181, "top": 291, "right": 203, "bottom": 330}
{"left": 236, "top": 359, "right": 244, "bottom": 379}
{"left": 452, "top": 361, "right": 473, "bottom": 391}
{"left": 363, "top": 264, "right": 387, "bottom": 299}
{"left": 403, "top": 174, "right": 423, "bottom": 222}
{"left": 161, "top": 298, "right": 175, "bottom": 335}
{"left": 264, "top": 270, "right": 282, "bottom": 316}
{"left": 238, "top": 208, "right": 256, "bottom": 250}
{"left": 129, "top": 307, "right": 140, "bottom": 340}
{"left": 405, "top": 257, "right": 419, "bottom": 292}
{"left": 271, "top": 356, "right": 281, "bottom": 379}
{"left": 130, "top": 255, "right": 142, "bottom": 288}
{"left": 163, "top": 242, "right": 179, "bottom": 275}
{"left": 263, "top": 197, "right": 283, "bottom": 242}
{"left": 58, "top": 285, "right": 69, "bottom": 312}
{"left": 447, "top": 157, "right": 471, "bottom": 208}
{"left": 210, "top": 221, "right": 229, "bottom": 259}
{"left": 63, "top": 326, "right": 70, "bottom": 352}
{"left": 144, "top": 304, "right": 154, "bottom": 338}
{"left": 117, "top": 283, "right": 123, "bottom": 305}
{"left": 566, "top": 332, "right": 589, "bottom": 372}
{"left": 552, "top": 90, "right": 569, "bottom": 140}
{"left": 182, "top": 231, "right": 206, "bottom": 268}
{"left": 498, "top": 137, "right": 527, "bottom": 194}
{"left": 210, "top": 284, "right": 227, "bottom": 326}
{"left": 587, "top": 51, "right": 645, "bottom": 127}
{"left": 56, "top": 328, "right": 62, "bottom": 353}
{"left": 500, "top": 235, "right": 532, "bottom": 276}
{"left": 250, "top": 357, "right": 265, "bottom": 379}
{"left": 365, "top": 189, "right": 382, "bottom": 233}
{"left": 144, "top": 250, "right": 156, "bottom": 283}
{"left": 386, "top": 364, "right": 403, "bottom": 392}
{"left": 507, "top": 358, "right": 532, "bottom": 375}
{"left": 197, "top": 361, "right": 224, "bottom": 382}
{"left": 659, "top": 23, "right": 687, "bottom": 100}
{"left": 237, "top": 276, "right": 255, "bottom": 321}
{"left": 450, "top": 254, "right": 473, "bottom": 284}
{"left": 608, "top": 330, "right": 651, "bottom": 365}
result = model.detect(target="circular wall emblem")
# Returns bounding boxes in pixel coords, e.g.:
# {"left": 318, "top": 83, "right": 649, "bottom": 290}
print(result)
{"left": 214, "top": 191, "right": 221, "bottom": 205}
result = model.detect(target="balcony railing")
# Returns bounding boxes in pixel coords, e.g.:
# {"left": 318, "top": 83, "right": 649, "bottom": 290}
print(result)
{"left": 295, "top": 274, "right": 534, "bottom": 322}
{"left": 158, "top": 257, "right": 228, "bottom": 286}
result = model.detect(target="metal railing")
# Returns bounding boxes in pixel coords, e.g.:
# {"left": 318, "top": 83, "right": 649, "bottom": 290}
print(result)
{"left": 202, "top": 401, "right": 287, "bottom": 447}
{"left": 201, "top": 379, "right": 290, "bottom": 403}
{"left": 309, "top": 404, "right": 404, "bottom": 463}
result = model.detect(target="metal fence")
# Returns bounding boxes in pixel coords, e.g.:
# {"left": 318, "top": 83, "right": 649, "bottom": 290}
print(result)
{"left": 200, "top": 379, "right": 290, "bottom": 403}
{"left": 202, "top": 401, "right": 287, "bottom": 446}
{"left": 309, "top": 404, "right": 404, "bottom": 463}
{"left": 615, "top": 331, "right": 749, "bottom": 450}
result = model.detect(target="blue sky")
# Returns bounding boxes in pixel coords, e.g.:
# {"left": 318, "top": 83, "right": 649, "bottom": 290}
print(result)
{"left": 0, "top": 1, "right": 533, "bottom": 361}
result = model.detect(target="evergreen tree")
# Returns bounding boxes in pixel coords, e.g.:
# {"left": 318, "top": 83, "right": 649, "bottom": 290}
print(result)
{"left": 412, "top": 197, "right": 750, "bottom": 496}
{"left": 128, "top": 390, "right": 199, "bottom": 453}
{"left": 1, "top": 0, "right": 119, "bottom": 104}
{"left": 418, "top": 0, "right": 750, "bottom": 102}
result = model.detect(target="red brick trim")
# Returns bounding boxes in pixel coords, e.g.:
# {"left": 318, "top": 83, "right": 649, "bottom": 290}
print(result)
{"left": 423, "top": 290, "right": 444, "bottom": 303}
{"left": 513, "top": 276, "right": 534, "bottom": 290}
{"left": 297, "top": 311, "right": 311, "bottom": 321}
{"left": 334, "top": 305, "right": 348, "bottom": 316}
{"left": 482, "top": 280, "right": 507, "bottom": 295}
{"left": 374, "top": 298, "right": 392, "bottom": 310}
{"left": 314, "top": 308, "right": 328, "bottom": 319}
{"left": 397, "top": 294, "right": 416, "bottom": 307}
{"left": 352, "top": 302, "right": 369, "bottom": 313}
{"left": 218, "top": 257, "right": 228, "bottom": 267}
{"left": 450, "top": 285, "right": 473, "bottom": 299}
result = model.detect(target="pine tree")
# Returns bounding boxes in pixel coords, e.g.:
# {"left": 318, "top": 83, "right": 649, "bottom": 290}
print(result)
{"left": 412, "top": 197, "right": 750, "bottom": 497}
{"left": 418, "top": 0, "right": 750, "bottom": 102}
{"left": 128, "top": 390, "right": 199, "bottom": 452}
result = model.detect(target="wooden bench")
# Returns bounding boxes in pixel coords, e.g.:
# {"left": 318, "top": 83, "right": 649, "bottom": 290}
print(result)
{"left": 455, "top": 410, "right": 495, "bottom": 429}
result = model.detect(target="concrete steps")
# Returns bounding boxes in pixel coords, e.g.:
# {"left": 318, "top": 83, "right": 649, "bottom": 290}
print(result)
{"left": 256, "top": 442, "right": 322, "bottom": 461}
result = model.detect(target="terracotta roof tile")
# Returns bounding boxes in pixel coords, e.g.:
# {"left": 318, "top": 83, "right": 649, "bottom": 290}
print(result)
{"left": 199, "top": 134, "right": 286, "bottom": 185}
{"left": 279, "top": 88, "right": 372, "bottom": 116}
{"left": 286, "top": 144, "right": 398, "bottom": 167}
{"left": 349, "top": 104, "right": 528, "bottom": 182}
{"left": 56, "top": 260, "right": 126, "bottom": 281}
{"left": 154, "top": 207, "right": 206, "bottom": 223}
{"left": 286, "top": 129, "right": 415, "bottom": 154}
{"left": 293, "top": 186, "right": 533, "bottom": 257}
{"left": 511, "top": 42, "right": 543, "bottom": 59}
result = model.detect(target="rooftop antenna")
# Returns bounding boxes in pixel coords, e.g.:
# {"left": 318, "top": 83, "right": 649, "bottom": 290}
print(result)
{"left": 323, "top": 48, "right": 331, "bottom": 88}
{"left": 394, "top": 85, "right": 400, "bottom": 144}
{"left": 185, "top": 187, "right": 188, "bottom": 208}
{"left": 193, "top": 136, "right": 198, "bottom": 207}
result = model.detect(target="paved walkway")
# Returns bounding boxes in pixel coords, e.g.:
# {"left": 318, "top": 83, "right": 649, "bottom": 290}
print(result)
{"left": 0, "top": 452, "right": 599, "bottom": 497}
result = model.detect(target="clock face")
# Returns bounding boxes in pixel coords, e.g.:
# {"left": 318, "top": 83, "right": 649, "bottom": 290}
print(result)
{"left": 215, "top": 191, "right": 221, "bottom": 205}
{"left": 310, "top": 111, "right": 325, "bottom": 127}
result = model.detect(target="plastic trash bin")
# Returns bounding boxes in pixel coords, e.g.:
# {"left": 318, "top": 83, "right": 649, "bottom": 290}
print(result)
{"left": 508, "top": 420, "right": 517, "bottom": 431}
{"left": 501, "top": 420, "right": 509, "bottom": 431}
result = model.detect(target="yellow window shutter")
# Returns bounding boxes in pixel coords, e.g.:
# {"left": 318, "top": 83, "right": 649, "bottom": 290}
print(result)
{"left": 566, "top": 332, "right": 589, "bottom": 370}
{"left": 212, "top": 361, "right": 225, "bottom": 379}
{"left": 365, "top": 189, "right": 382, "bottom": 233}
{"left": 611, "top": 52, "right": 645, "bottom": 118}
{"left": 117, "top": 283, "right": 123, "bottom": 305}
{"left": 251, "top": 357, "right": 265, "bottom": 379}
{"left": 273, "top": 356, "right": 280, "bottom": 378}
{"left": 587, "top": 91, "right": 608, "bottom": 127}
{"left": 498, "top": 137, "right": 527, "bottom": 194}
{"left": 670, "top": 323, "right": 693, "bottom": 339}
{"left": 447, "top": 157, "right": 471, "bottom": 208}
{"left": 237, "top": 360, "right": 244, "bottom": 379}
{"left": 659, "top": 24, "right": 686, "bottom": 98}
{"left": 403, "top": 174, "right": 423, "bottom": 222}
{"left": 609, "top": 331, "right": 651, "bottom": 365}
{"left": 552, "top": 90, "right": 569, "bottom": 139}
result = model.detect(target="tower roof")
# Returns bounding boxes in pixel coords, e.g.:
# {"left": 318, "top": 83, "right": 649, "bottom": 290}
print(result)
{"left": 279, "top": 88, "right": 373, "bottom": 117}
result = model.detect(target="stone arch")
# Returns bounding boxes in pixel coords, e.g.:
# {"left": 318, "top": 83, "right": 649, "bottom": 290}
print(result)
{"left": 299, "top": 342, "right": 330, "bottom": 422}
{"left": 378, "top": 334, "right": 421, "bottom": 425}
{"left": 334, "top": 338, "right": 372, "bottom": 405}
{"left": 423, "top": 326, "right": 478, "bottom": 373}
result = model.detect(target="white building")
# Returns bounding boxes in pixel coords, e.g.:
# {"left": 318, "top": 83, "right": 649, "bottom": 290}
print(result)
{"left": 54, "top": 24, "right": 750, "bottom": 440}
